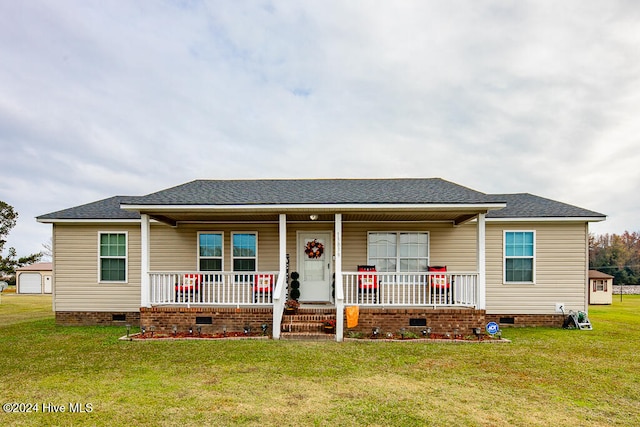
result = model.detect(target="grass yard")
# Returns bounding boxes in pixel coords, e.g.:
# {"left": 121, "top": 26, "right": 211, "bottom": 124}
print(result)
{"left": 1, "top": 295, "right": 639, "bottom": 426}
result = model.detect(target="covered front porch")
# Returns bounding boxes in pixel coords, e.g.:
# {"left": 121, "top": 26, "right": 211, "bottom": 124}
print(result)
{"left": 136, "top": 207, "right": 491, "bottom": 341}
{"left": 148, "top": 271, "right": 478, "bottom": 308}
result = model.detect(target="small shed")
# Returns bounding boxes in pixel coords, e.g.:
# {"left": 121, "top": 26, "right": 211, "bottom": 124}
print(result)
{"left": 589, "top": 270, "right": 614, "bottom": 305}
{"left": 16, "top": 262, "right": 53, "bottom": 294}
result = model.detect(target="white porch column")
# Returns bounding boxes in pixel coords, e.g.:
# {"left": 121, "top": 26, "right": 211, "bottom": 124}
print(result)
{"left": 272, "top": 214, "right": 287, "bottom": 339}
{"left": 477, "top": 213, "right": 486, "bottom": 310}
{"left": 334, "top": 213, "right": 344, "bottom": 342}
{"left": 140, "top": 213, "right": 151, "bottom": 308}
{"left": 279, "top": 214, "right": 287, "bottom": 275}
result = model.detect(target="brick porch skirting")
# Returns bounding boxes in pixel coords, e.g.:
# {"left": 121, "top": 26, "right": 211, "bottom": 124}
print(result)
{"left": 140, "top": 306, "right": 273, "bottom": 335}
{"left": 56, "top": 311, "right": 141, "bottom": 326}
{"left": 485, "top": 313, "right": 565, "bottom": 328}
{"left": 345, "top": 308, "right": 487, "bottom": 336}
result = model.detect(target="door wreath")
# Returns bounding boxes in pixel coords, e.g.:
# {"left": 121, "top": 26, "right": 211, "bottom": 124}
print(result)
{"left": 305, "top": 239, "right": 324, "bottom": 259}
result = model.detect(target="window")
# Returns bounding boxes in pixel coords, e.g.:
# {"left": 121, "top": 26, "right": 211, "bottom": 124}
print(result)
{"left": 504, "top": 231, "right": 535, "bottom": 283}
{"left": 368, "top": 232, "right": 429, "bottom": 272}
{"left": 99, "top": 232, "right": 127, "bottom": 282}
{"left": 594, "top": 280, "right": 607, "bottom": 292}
{"left": 198, "top": 232, "right": 223, "bottom": 271}
{"left": 232, "top": 232, "right": 257, "bottom": 271}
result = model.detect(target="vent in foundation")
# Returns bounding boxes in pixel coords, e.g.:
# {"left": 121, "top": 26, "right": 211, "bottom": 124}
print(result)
{"left": 499, "top": 317, "right": 515, "bottom": 324}
{"left": 409, "top": 318, "right": 427, "bottom": 327}
{"left": 195, "top": 316, "right": 213, "bottom": 325}
{"left": 112, "top": 314, "right": 126, "bottom": 322}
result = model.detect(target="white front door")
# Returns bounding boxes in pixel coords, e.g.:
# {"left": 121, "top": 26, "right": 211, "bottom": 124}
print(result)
{"left": 298, "top": 232, "right": 332, "bottom": 302}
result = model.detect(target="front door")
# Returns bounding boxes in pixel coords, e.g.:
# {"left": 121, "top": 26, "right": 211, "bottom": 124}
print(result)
{"left": 298, "top": 232, "right": 332, "bottom": 302}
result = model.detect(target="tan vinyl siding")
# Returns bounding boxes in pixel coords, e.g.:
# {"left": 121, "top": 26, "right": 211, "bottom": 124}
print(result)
{"left": 148, "top": 221, "right": 479, "bottom": 278}
{"left": 52, "top": 218, "right": 589, "bottom": 316}
{"left": 149, "top": 223, "right": 280, "bottom": 272}
{"left": 340, "top": 222, "right": 478, "bottom": 272}
{"left": 486, "top": 222, "right": 588, "bottom": 314}
{"left": 53, "top": 223, "right": 141, "bottom": 312}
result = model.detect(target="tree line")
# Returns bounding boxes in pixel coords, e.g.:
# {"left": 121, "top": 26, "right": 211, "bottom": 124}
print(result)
{"left": 590, "top": 231, "right": 640, "bottom": 285}
{"left": 1, "top": 201, "right": 43, "bottom": 285}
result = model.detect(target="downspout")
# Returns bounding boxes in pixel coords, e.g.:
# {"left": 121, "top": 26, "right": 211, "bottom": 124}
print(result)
{"left": 272, "top": 214, "right": 287, "bottom": 339}
{"left": 141, "top": 214, "right": 151, "bottom": 308}
{"left": 334, "top": 213, "right": 344, "bottom": 342}
{"left": 477, "top": 213, "right": 486, "bottom": 310}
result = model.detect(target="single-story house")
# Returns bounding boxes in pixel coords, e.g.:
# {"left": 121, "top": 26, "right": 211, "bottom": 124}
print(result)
{"left": 588, "top": 270, "right": 614, "bottom": 305}
{"left": 16, "top": 262, "right": 53, "bottom": 294}
{"left": 37, "top": 178, "right": 606, "bottom": 340}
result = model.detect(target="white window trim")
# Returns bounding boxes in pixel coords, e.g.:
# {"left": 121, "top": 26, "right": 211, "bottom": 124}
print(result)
{"left": 503, "top": 230, "right": 536, "bottom": 285}
{"left": 367, "top": 231, "right": 430, "bottom": 272}
{"left": 98, "top": 231, "right": 128, "bottom": 284}
{"left": 197, "top": 231, "right": 224, "bottom": 271}
{"left": 231, "top": 231, "right": 258, "bottom": 272}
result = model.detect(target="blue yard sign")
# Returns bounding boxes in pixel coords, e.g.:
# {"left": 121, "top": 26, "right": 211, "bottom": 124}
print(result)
{"left": 486, "top": 322, "right": 500, "bottom": 335}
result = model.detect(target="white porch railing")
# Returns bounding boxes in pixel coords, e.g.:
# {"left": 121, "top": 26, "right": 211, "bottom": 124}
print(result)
{"left": 342, "top": 271, "right": 478, "bottom": 307}
{"left": 149, "top": 271, "right": 279, "bottom": 307}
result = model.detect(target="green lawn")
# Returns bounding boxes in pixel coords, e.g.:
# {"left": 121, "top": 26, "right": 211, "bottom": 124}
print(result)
{"left": 1, "top": 295, "right": 639, "bottom": 426}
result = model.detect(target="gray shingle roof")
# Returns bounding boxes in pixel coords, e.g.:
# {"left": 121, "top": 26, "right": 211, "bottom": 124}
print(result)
{"left": 37, "top": 196, "right": 141, "bottom": 221}
{"left": 486, "top": 193, "right": 605, "bottom": 219}
{"left": 37, "top": 179, "right": 606, "bottom": 221}
{"left": 121, "top": 178, "right": 494, "bottom": 205}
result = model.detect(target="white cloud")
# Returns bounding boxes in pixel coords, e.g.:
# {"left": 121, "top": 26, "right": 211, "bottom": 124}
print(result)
{"left": 1, "top": 0, "right": 639, "bottom": 256}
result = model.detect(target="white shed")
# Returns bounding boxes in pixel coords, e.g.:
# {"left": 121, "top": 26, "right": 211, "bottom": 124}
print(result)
{"left": 588, "top": 270, "right": 614, "bottom": 305}
{"left": 16, "top": 262, "right": 53, "bottom": 294}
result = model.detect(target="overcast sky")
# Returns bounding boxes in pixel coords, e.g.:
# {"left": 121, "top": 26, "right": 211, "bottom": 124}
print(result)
{"left": 2, "top": 1, "right": 639, "bottom": 258}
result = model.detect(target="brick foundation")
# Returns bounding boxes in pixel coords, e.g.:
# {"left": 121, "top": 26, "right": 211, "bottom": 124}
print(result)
{"left": 56, "top": 311, "right": 141, "bottom": 326}
{"left": 345, "top": 308, "right": 487, "bottom": 336}
{"left": 485, "top": 313, "right": 565, "bottom": 328}
{"left": 54, "top": 308, "right": 566, "bottom": 332}
{"left": 140, "top": 306, "right": 273, "bottom": 335}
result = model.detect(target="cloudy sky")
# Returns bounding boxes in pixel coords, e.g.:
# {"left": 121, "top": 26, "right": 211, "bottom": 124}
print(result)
{"left": 2, "top": 1, "right": 639, "bottom": 258}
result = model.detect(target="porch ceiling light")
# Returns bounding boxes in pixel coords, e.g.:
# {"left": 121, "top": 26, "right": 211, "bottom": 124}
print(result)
{"left": 309, "top": 214, "right": 319, "bottom": 221}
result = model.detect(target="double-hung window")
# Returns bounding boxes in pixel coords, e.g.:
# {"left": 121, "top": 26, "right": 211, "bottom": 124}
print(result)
{"left": 198, "top": 232, "right": 223, "bottom": 271}
{"left": 232, "top": 232, "right": 257, "bottom": 271}
{"left": 368, "top": 232, "right": 429, "bottom": 272}
{"left": 594, "top": 280, "right": 606, "bottom": 292}
{"left": 504, "top": 231, "right": 535, "bottom": 283}
{"left": 99, "top": 232, "right": 127, "bottom": 282}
